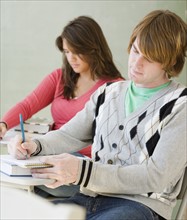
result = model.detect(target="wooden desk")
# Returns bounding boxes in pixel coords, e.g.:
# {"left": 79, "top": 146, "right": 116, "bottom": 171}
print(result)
{"left": 0, "top": 172, "right": 55, "bottom": 193}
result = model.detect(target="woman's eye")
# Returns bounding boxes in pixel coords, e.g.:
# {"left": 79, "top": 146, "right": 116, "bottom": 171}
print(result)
{"left": 63, "top": 50, "right": 69, "bottom": 54}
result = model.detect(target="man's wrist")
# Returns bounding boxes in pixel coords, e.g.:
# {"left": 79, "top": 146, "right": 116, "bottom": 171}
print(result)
{"left": 31, "top": 140, "right": 42, "bottom": 156}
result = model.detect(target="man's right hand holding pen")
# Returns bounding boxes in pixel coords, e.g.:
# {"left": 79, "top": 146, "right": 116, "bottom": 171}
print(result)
{"left": 8, "top": 113, "right": 38, "bottom": 160}
{"left": 8, "top": 135, "right": 38, "bottom": 160}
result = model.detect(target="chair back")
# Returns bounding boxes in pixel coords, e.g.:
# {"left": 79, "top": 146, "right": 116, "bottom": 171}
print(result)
{"left": 175, "top": 168, "right": 187, "bottom": 220}
{"left": 177, "top": 169, "right": 187, "bottom": 199}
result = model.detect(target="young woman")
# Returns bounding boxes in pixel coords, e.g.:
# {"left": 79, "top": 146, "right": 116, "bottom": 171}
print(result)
{"left": 9, "top": 10, "right": 187, "bottom": 220}
{"left": 1, "top": 16, "right": 123, "bottom": 198}
{"left": 0, "top": 16, "right": 123, "bottom": 159}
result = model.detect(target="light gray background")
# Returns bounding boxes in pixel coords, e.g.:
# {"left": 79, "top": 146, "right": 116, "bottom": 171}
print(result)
{"left": 1, "top": 0, "right": 187, "bottom": 120}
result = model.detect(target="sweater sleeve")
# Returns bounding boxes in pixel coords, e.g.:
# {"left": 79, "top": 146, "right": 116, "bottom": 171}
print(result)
{"left": 1, "top": 69, "right": 61, "bottom": 129}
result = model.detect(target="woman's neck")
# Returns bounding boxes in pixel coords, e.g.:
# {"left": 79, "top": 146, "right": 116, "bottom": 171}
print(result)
{"left": 74, "top": 74, "right": 99, "bottom": 98}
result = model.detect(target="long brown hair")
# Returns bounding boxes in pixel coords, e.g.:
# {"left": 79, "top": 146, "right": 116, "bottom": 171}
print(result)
{"left": 56, "top": 16, "right": 122, "bottom": 99}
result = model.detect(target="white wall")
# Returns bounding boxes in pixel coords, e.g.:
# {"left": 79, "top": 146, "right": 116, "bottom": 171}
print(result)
{"left": 1, "top": 0, "right": 186, "bottom": 119}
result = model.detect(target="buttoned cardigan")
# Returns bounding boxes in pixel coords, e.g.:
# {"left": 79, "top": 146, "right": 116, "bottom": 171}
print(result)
{"left": 36, "top": 80, "right": 187, "bottom": 219}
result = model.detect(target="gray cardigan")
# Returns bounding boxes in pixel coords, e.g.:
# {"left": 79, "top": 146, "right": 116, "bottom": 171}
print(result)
{"left": 35, "top": 80, "right": 187, "bottom": 219}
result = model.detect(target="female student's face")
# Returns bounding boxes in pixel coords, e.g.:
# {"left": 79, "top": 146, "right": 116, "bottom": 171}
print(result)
{"left": 128, "top": 38, "right": 169, "bottom": 88}
{"left": 63, "top": 39, "right": 91, "bottom": 75}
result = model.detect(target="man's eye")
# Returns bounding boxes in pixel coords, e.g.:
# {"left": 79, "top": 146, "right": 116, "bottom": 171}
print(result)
{"left": 132, "top": 47, "right": 139, "bottom": 54}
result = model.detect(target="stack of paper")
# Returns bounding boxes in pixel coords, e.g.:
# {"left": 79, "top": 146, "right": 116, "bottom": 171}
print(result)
{"left": 14, "top": 117, "right": 54, "bottom": 134}
{"left": 0, "top": 161, "right": 32, "bottom": 176}
{"left": 0, "top": 155, "right": 53, "bottom": 177}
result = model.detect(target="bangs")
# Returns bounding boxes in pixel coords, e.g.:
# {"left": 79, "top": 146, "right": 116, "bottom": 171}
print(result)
{"left": 131, "top": 13, "right": 178, "bottom": 72}
{"left": 138, "top": 26, "right": 169, "bottom": 65}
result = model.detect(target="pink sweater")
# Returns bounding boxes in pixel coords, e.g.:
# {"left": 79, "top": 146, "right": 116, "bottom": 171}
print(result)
{"left": 2, "top": 68, "right": 123, "bottom": 157}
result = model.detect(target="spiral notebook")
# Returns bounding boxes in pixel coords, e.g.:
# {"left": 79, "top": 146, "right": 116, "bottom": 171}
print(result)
{"left": 0, "top": 155, "right": 53, "bottom": 169}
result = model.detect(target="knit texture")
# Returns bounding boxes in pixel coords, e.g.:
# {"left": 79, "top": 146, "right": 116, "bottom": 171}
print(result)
{"left": 36, "top": 80, "right": 187, "bottom": 219}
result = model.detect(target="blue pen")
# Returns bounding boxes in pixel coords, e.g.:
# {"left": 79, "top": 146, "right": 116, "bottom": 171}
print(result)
{"left": 19, "top": 114, "right": 27, "bottom": 158}
{"left": 19, "top": 114, "right": 25, "bottom": 142}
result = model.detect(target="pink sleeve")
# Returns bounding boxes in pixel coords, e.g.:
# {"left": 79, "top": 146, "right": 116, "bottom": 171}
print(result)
{"left": 1, "top": 69, "right": 62, "bottom": 129}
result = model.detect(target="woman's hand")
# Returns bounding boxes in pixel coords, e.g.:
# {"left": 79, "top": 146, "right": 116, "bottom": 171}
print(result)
{"left": 8, "top": 135, "right": 37, "bottom": 159}
{"left": 31, "top": 153, "right": 80, "bottom": 188}
{"left": 0, "top": 122, "right": 7, "bottom": 139}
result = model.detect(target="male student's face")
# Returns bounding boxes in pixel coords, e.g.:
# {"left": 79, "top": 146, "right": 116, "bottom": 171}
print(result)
{"left": 128, "top": 38, "right": 168, "bottom": 88}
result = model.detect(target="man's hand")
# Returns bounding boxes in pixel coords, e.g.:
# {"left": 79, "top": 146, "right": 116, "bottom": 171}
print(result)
{"left": 31, "top": 153, "right": 80, "bottom": 188}
{"left": 8, "top": 135, "right": 37, "bottom": 159}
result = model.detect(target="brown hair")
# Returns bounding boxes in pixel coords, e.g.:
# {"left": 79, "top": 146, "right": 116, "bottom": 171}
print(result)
{"left": 56, "top": 16, "right": 122, "bottom": 99}
{"left": 127, "top": 10, "right": 187, "bottom": 78}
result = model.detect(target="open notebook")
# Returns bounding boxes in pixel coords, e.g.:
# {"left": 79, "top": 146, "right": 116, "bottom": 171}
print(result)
{"left": 0, "top": 154, "right": 53, "bottom": 168}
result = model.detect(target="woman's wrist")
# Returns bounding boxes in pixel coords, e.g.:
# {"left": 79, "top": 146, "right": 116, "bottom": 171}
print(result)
{"left": 0, "top": 121, "right": 8, "bottom": 129}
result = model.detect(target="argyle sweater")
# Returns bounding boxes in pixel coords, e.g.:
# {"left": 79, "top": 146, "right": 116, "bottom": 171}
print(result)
{"left": 36, "top": 80, "right": 187, "bottom": 219}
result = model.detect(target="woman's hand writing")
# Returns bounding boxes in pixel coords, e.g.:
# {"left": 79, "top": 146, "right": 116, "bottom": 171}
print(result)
{"left": 0, "top": 122, "right": 7, "bottom": 139}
